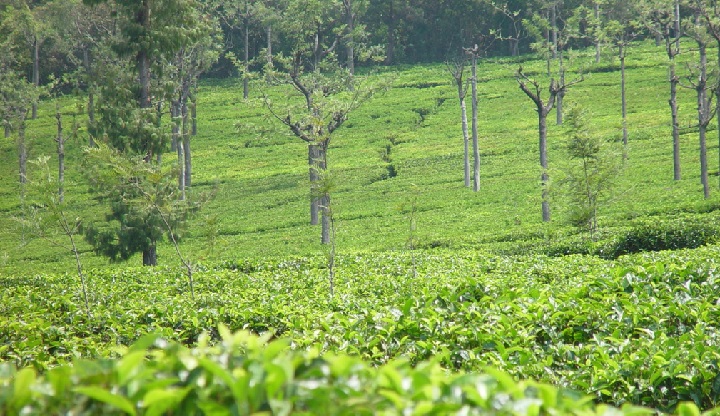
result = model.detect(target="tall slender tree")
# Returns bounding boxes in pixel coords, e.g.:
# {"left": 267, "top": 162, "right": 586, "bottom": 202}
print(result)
{"left": 264, "top": 0, "right": 376, "bottom": 243}
{"left": 691, "top": 0, "right": 720, "bottom": 188}
{"left": 466, "top": 44, "right": 482, "bottom": 192}
{"left": 517, "top": 66, "right": 583, "bottom": 222}
{"left": 600, "top": 0, "right": 640, "bottom": 158}
{"left": 446, "top": 55, "right": 471, "bottom": 188}
{"left": 643, "top": 0, "right": 682, "bottom": 180}
{"left": 684, "top": 5, "right": 715, "bottom": 199}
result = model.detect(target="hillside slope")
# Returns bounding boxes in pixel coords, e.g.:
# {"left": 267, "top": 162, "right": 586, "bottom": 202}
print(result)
{"left": 0, "top": 40, "right": 718, "bottom": 273}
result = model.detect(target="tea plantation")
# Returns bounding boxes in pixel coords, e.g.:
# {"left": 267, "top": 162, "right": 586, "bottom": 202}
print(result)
{"left": 2, "top": 41, "right": 720, "bottom": 414}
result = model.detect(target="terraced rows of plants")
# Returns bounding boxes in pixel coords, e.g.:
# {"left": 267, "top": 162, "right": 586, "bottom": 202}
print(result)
{"left": 3, "top": 247, "right": 720, "bottom": 412}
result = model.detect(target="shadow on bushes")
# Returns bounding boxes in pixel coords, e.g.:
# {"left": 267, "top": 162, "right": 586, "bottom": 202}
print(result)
{"left": 542, "top": 215, "right": 720, "bottom": 259}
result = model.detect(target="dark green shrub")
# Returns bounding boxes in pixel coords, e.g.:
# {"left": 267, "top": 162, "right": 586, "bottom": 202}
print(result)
{"left": 606, "top": 216, "right": 720, "bottom": 258}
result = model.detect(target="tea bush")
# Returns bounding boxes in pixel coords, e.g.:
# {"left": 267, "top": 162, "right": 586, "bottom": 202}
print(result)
{"left": 0, "top": 329, "right": 700, "bottom": 416}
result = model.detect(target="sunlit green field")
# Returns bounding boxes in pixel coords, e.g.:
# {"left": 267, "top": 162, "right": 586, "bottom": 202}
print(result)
{"left": 0, "top": 40, "right": 717, "bottom": 273}
{"left": 3, "top": 40, "right": 720, "bottom": 413}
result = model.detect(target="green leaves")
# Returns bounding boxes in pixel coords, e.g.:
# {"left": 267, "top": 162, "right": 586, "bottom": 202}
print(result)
{"left": 3, "top": 327, "right": 699, "bottom": 415}
{"left": 74, "top": 386, "right": 136, "bottom": 415}
{"left": 4, "top": 248, "right": 720, "bottom": 412}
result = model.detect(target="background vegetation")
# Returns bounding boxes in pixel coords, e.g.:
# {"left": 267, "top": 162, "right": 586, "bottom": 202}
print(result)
{"left": 3, "top": 0, "right": 720, "bottom": 414}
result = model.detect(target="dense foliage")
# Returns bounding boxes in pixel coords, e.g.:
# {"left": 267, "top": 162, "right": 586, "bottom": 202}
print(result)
{"left": 2, "top": 328, "right": 688, "bottom": 416}
{"left": 3, "top": 1, "right": 720, "bottom": 413}
{"left": 3, "top": 247, "right": 720, "bottom": 412}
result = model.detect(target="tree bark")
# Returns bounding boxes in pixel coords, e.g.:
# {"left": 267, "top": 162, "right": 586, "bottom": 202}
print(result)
{"left": 517, "top": 69, "right": 564, "bottom": 223}
{"left": 309, "top": 143, "right": 320, "bottom": 225}
{"left": 183, "top": 102, "right": 191, "bottom": 188}
{"left": 137, "top": 0, "right": 156, "bottom": 265}
{"left": 620, "top": 42, "right": 628, "bottom": 157}
{"left": 551, "top": 3, "right": 558, "bottom": 59}
{"left": 19, "top": 119, "right": 27, "bottom": 186}
{"left": 385, "top": 1, "right": 396, "bottom": 65}
{"left": 460, "top": 93, "right": 470, "bottom": 188}
{"left": 137, "top": 0, "right": 151, "bottom": 111}
{"left": 697, "top": 41, "right": 710, "bottom": 199}
{"left": 716, "top": 41, "right": 720, "bottom": 189}
{"left": 191, "top": 80, "right": 198, "bottom": 136}
{"left": 143, "top": 243, "right": 157, "bottom": 266}
{"left": 318, "top": 142, "right": 330, "bottom": 244}
{"left": 450, "top": 58, "right": 470, "bottom": 187}
{"left": 700, "top": 122, "right": 709, "bottom": 199}
{"left": 670, "top": 62, "right": 681, "bottom": 180}
{"left": 556, "top": 54, "right": 565, "bottom": 125}
{"left": 56, "top": 106, "right": 64, "bottom": 203}
{"left": 668, "top": 0, "right": 681, "bottom": 180}
{"left": 174, "top": 102, "right": 184, "bottom": 197}
{"left": 266, "top": 26, "right": 273, "bottom": 65}
{"left": 471, "top": 51, "right": 480, "bottom": 192}
{"left": 171, "top": 101, "right": 180, "bottom": 152}
{"left": 32, "top": 38, "right": 39, "bottom": 120}
{"left": 321, "top": 192, "right": 331, "bottom": 244}
{"left": 539, "top": 110, "right": 550, "bottom": 222}
{"left": 344, "top": 0, "right": 355, "bottom": 76}
{"left": 84, "top": 48, "right": 97, "bottom": 147}
{"left": 243, "top": 8, "right": 249, "bottom": 100}
{"left": 594, "top": 2, "right": 601, "bottom": 63}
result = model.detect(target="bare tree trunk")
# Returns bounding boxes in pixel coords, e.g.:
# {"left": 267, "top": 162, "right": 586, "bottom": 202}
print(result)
{"left": 266, "top": 26, "right": 273, "bottom": 64}
{"left": 674, "top": 0, "right": 681, "bottom": 52}
{"left": 450, "top": 57, "right": 470, "bottom": 187}
{"left": 511, "top": 38, "right": 519, "bottom": 56}
{"left": 551, "top": 3, "right": 558, "bottom": 59}
{"left": 84, "top": 48, "right": 96, "bottom": 148}
{"left": 716, "top": 42, "right": 720, "bottom": 189}
{"left": 138, "top": 51, "right": 151, "bottom": 110}
{"left": 155, "top": 101, "right": 163, "bottom": 164}
{"left": 460, "top": 96, "right": 470, "bottom": 188}
{"left": 620, "top": 42, "right": 628, "bottom": 158}
{"left": 669, "top": 0, "right": 681, "bottom": 180}
{"left": 697, "top": 41, "right": 710, "bottom": 199}
{"left": 670, "top": 61, "right": 681, "bottom": 180}
{"left": 143, "top": 244, "right": 157, "bottom": 266}
{"left": 471, "top": 50, "right": 480, "bottom": 192}
{"left": 539, "top": 111, "right": 550, "bottom": 222}
{"left": 171, "top": 101, "right": 179, "bottom": 152}
{"left": 309, "top": 143, "right": 320, "bottom": 225}
{"left": 183, "top": 102, "right": 191, "bottom": 188}
{"left": 594, "top": 2, "right": 601, "bottom": 63}
{"left": 700, "top": 122, "right": 709, "bottom": 198}
{"left": 32, "top": 39, "right": 39, "bottom": 120}
{"left": 137, "top": 0, "right": 157, "bottom": 265}
{"left": 56, "top": 106, "right": 64, "bottom": 203}
{"left": 556, "top": 53, "right": 565, "bottom": 125}
{"left": 177, "top": 138, "right": 186, "bottom": 200}
{"left": 385, "top": 1, "right": 396, "bottom": 65}
{"left": 344, "top": 0, "right": 355, "bottom": 76}
{"left": 327, "top": 199, "right": 335, "bottom": 299}
{"left": 191, "top": 80, "right": 197, "bottom": 136}
{"left": 243, "top": 14, "right": 250, "bottom": 100}
{"left": 175, "top": 102, "right": 185, "bottom": 198}
{"left": 318, "top": 142, "right": 330, "bottom": 244}
{"left": 3, "top": 120, "right": 9, "bottom": 138}
{"left": 18, "top": 118, "right": 27, "bottom": 186}
{"left": 137, "top": 0, "right": 151, "bottom": 112}
{"left": 321, "top": 193, "right": 331, "bottom": 244}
